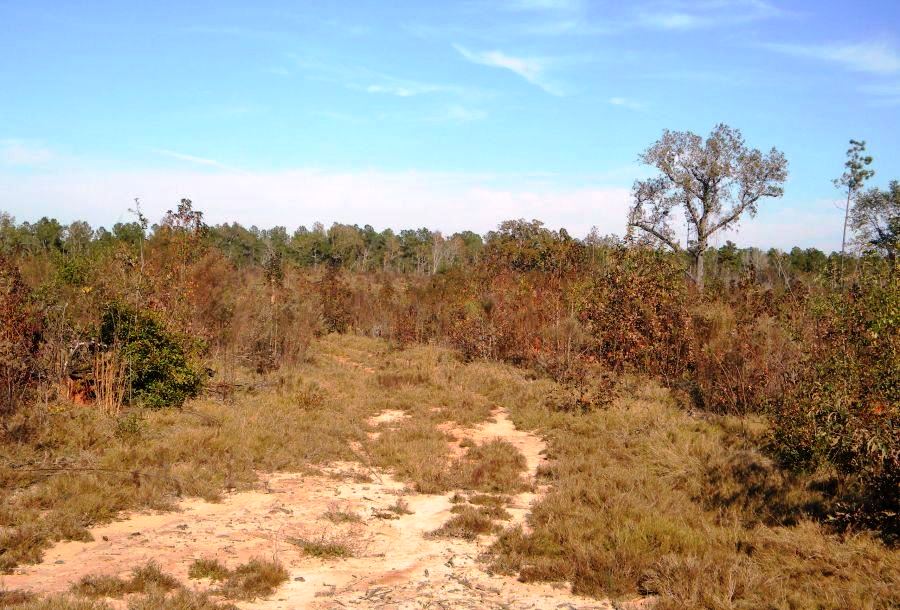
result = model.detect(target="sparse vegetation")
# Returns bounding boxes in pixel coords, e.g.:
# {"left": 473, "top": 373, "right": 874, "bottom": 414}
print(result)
{"left": 323, "top": 503, "right": 363, "bottom": 523}
{"left": 288, "top": 534, "right": 356, "bottom": 559}
{"left": 386, "top": 497, "right": 413, "bottom": 515}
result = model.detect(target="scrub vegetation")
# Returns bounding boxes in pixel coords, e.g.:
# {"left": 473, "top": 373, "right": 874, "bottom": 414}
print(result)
{"left": 0, "top": 130, "right": 897, "bottom": 608}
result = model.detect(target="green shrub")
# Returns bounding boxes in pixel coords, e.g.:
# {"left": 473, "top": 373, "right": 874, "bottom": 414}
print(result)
{"left": 99, "top": 302, "right": 203, "bottom": 408}
{"left": 770, "top": 260, "right": 899, "bottom": 543}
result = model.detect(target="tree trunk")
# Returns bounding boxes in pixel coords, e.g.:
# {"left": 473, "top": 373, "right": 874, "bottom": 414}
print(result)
{"left": 693, "top": 238, "right": 707, "bottom": 291}
{"left": 840, "top": 191, "right": 851, "bottom": 286}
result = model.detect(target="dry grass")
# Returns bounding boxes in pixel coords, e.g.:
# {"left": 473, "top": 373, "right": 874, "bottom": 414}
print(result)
{"left": 0, "top": 590, "right": 36, "bottom": 607}
{"left": 288, "top": 534, "right": 356, "bottom": 559}
{"left": 491, "top": 380, "right": 900, "bottom": 609}
{"left": 1, "top": 596, "right": 112, "bottom": 610}
{"left": 188, "top": 558, "right": 230, "bottom": 581}
{"left": 215, "top": 558, "right": 288, "bottom": 601}
{"left": 452, "top": 439, "right": 526, "bottom": 493}
{"left": 387, "top": 497, "right": 413, "bottom": 515}
{"left": 429, "top": 506, "right": 499, "bottom": 540}
{"left": 128, "top": 589, "right": 238, "bottom": 610}
{"left": 323, "top": 502, "right": 362, "bottom": 523}
{"left": 451, "top": 503, "right": 511, "bottom": 520}
{"left": 72, "top": 561, "right": 179, "bottom": 598}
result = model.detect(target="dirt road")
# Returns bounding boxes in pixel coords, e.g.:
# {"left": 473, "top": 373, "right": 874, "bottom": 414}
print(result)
{"left": 3, "top": 410, "right": 614, "bottom": 609}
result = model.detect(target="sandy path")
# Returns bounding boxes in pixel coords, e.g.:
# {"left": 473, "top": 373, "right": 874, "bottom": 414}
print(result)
{"left": 2, "top": 410, "right": 612, "bottom": 609}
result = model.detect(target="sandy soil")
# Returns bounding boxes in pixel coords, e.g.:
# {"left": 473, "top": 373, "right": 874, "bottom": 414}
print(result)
{"left": 2, "top": 410, "right": 617, "bottom": 609}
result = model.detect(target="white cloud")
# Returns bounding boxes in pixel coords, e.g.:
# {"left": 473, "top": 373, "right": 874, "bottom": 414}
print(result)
{"left": 0, "top": 139, "right": 54, "bottom": 166}
{"left": 453, "top": 44, "right": 563, "bottom": 95}
{"left": 765, "top": 41, "right": 900, "bottom": 75}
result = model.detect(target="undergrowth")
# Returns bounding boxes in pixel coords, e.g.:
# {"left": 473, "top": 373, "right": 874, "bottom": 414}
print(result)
{"left": 491, "top": 380, "right": 900, "bottom": 609}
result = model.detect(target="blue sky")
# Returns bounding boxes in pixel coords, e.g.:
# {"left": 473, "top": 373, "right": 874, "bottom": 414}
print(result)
{"left": 1, "top": 0, "right": 899, "bottom": 250}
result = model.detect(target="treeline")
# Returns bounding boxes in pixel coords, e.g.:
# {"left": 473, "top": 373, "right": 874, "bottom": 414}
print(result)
{"left": 0, "top": 207, "right": 851, "bottom": 279}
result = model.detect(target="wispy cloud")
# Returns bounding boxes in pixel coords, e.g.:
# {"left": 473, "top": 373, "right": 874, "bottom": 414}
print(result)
{"left": 608, "top": 97, "right": 646, "bottom": 111}
{"left": 636, "top": 0, "right": 783, "bottom": 31}
{"left": 764, "top": 41, "right": 900, "bottom": 75}
{"left": 0, "top": 139, "right": 53, "bottom": 166}
{"left": 153, "top": 149, "right": 243, "bottom": 172}
{"left": 453, "top": 44, "right": 563, "bottom": 95}
{"left": 290, "top": 54, "right": 481, "bottom": 99}
{"left": 361, "top": 81, "right": 460, "bottom": 97}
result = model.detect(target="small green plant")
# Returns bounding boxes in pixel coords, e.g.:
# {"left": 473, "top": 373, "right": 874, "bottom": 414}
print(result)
{"left": 114, "top": 411, "right": 144, "bottom": 440}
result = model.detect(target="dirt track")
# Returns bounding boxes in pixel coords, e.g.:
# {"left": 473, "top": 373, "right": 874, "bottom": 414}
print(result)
{"left": 3, "top": 409, "right": 617, "bottom": 609}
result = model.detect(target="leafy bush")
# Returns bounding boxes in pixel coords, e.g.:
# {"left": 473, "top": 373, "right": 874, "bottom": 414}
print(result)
{"left": 99, "top": 302, "right": 203, "bottom": 408}
{"left": 770, "top": 261, "right": 899, "bottom": 542}
{"left": 575, "top": 247, "right": 694, "bottom": 380}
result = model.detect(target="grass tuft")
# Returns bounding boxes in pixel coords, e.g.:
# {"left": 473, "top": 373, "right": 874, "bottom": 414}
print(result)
{"left": 72, "top": 561, "right": 179, "bottom": 598}
{"left": 188, "top": 558, "right": 230, "bottom": 581}
{"left": 323, "top": 503, "right": 362, "bottom": 523}
{"left": 452, "top": 439, "right": 527, "bottom": 493}
{"left": 216, "top": 558, "right": 288, "bottom": 601}
{"left": 288, "top": 534, "right": 355, "bottom": 559}
{"left": 429, "top": 506, "right": 499, "bottom": 540}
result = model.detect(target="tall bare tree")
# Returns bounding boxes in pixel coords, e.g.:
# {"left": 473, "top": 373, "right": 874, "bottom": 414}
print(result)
{"left": 627, "top": 124, "right": 788, "bottom": 289}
